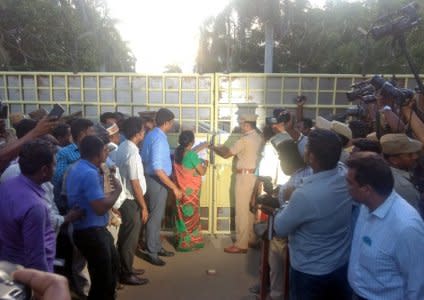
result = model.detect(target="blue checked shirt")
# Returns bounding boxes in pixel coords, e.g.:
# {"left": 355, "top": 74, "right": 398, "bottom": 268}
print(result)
{"left": 348, "top": 191, "right": 424, "bottom": 300}
{"left": 141, "top": 127, "right": 172, "bottom": 176}
{"left": 52, "top": 143, "right": 80, "bottom": 188}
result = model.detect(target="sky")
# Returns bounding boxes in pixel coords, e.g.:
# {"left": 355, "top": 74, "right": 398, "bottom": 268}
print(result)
{"left": 107, "top": 0, "right": 328, "bottom": 73}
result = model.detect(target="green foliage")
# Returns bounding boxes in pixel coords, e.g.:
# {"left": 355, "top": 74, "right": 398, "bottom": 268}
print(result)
{"left": 164, "top": 64, "right": 182, "bottom": 73}
{"left": 0, "top": 0, "right": 135, "bottom": 71}
{"left": 197, "top": 0, "right": 424, "bottom": 74}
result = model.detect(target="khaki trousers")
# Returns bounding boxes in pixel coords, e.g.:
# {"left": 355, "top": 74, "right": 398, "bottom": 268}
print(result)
{"left": 234, "top": 173, "right": 256, "bottom": 249}
{"left": 269, "top": 238, "right": 288, "bottom": 300}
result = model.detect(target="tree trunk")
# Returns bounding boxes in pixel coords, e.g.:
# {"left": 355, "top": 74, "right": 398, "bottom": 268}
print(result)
{"left": 264, "top": 20, "right": 274, "bottom": 73}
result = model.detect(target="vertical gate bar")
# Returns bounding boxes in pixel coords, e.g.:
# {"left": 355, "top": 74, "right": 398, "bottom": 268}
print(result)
{"left": 333, "top": 76, "right": 338, "bottom": 115}
{"left": 65, "top": 74, "right": 69, "bottom": 114}
{"left": 96, "top": 74, "right": 100, "bottom": 119}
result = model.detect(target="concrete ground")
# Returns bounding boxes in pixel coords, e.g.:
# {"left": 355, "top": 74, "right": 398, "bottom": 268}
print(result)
{"left": 118, "top": 234, "right": 260, "bottom": 300}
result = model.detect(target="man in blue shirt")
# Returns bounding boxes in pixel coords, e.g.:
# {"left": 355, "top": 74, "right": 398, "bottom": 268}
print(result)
{"left": 274, "top": 129, "right": 352, "bottom": 300}
{"left": 346, "top": 153, "right": 424, "bottom": 300}
{"left": 52, "top": 118, "right": 94, "bottom": 213}
{"left": 141, "top": 108, "right": 182, "bottom": 266}
{"left": 67, "top": 136, "right": 122, "bottom": 300}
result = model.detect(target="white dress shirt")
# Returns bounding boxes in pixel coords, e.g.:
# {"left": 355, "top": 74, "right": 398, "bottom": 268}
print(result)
{"left": 115, "top": 140, "right": 147, "bottom": 200}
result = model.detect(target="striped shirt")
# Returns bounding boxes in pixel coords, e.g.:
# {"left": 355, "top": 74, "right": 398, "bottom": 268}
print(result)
{"left": 348, "top": 191, "right": 424, "bottom": 300}
{"left": 52, "top": 143, "right": 80, "bottom": 187}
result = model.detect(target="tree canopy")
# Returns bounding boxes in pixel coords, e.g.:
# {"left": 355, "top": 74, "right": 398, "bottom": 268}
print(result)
{"left": 196, "top": 0, "right": 424, "bottom": 74}
{"left": 0, "top": 0, "right": 135, "bottom": 72}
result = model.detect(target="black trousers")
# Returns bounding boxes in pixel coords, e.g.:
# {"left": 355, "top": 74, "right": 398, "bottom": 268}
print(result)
{"left": 73, "top": 227, "right": 119, "bottom": 300}
{"left": 117, "top": 199, "right": 141, "bottom": 277}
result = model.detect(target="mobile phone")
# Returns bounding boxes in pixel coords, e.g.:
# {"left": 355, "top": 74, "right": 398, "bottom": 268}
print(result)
{"left": 0, "top": 261, "right": 30, "bottom": 300}
{"left": 48, "top": 104, "right": 65, "bottom": 119}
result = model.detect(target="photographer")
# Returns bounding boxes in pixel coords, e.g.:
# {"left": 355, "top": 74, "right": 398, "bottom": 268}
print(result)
{"left": 267, "top": 109, "right": 308, "bottom": 156}
{"left": 401, "top": 99, "right": 424, "bottom": 144}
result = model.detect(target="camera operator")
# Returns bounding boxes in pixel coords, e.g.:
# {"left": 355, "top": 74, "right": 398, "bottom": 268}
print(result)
{"left": 380, "top": 133, "right": 421, "bottom": 210}
{"left": 401, "top": 99, "right": 424, "bottom": 144}
{"left": 274, "top": 129, "right": 352, "bottom": 300}
{"left": 267, "top": 109, "right": 308, "bottom": 156}
{"left": 346, "top": 76, "right": 409, "bottom": 137}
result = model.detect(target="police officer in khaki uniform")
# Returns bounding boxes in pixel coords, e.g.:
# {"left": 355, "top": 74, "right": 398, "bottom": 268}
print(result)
{"left": 210, "top": 114, "right": 263, "bottom": 253}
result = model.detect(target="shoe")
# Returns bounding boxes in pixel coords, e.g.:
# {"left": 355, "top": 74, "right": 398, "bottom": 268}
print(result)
{"left": 224, "top": 245, "right": 248, "bottom": 254}
{"left": 144, "top": 255, "right": 166, "bottom": 266}
{"left": 158, "top": 248, "right": 175, "bottom": 257}
{"left": 120, "top": 274, "right": 149, "bottom": 286}
{"left": 132, "top": 268, "right": 145, "bottom": 275}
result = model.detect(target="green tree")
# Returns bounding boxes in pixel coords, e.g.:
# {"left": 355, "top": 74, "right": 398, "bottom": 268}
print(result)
{"left": 0, "top": 0, "right": 135, "bottom": 71}
{"left": 164, "top": 64, "right": 182, "bottom": 73}
{"left": 197, "top": 0, "right": 424, "bottom": 74}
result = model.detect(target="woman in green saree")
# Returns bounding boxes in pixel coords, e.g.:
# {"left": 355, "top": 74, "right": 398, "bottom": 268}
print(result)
{"left": 173, "top": 130, "right": 208, "bottom": 251}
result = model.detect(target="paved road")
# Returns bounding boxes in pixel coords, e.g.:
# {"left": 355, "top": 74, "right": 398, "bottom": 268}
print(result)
{"left": 118, "top": 234, "right": 260, "bottom": 300}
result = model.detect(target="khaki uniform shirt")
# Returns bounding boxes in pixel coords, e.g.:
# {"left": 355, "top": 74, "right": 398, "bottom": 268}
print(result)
{"left": 229, "top": 129, "right": 263, "bottom": 170}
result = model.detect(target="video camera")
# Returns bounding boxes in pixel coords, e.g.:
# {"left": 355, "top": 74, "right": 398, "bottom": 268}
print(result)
{"left": 345, "top": 105, "right": 367, "bottom": 119}
{"left": 255, "top": 176, "right": 280, "bottom": 210}
{"left": 265, "top": 109, "right": 290, "bottom": 125}
{"left": 346, "top": 81, "right": 375, "bottom": 102}
{"left": 369, "top": 75, "right": 414, "bottom": 106}
{"left": 370, "top": 2, "right": 421, "bottom": 40}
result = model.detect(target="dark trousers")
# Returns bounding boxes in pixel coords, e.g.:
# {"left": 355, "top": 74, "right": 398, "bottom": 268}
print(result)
{"left": 289, "top": 264, "right": 351, "bottom": 300}
{"left": 73, "top": 227, "right": 119, "bottom": 300}
{"left": 145, "top": 175, "right": 168, "bottom": 256}
{"left": 117, "top": 199, "right": 141, "bottom": 277}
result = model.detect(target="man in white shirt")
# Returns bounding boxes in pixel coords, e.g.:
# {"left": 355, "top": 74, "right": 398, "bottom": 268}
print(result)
{"left": 346, "top": 152, "right": 424, "bottom": 300}
{"left": 115, "top": 117, "right": 149, "bottom": 286}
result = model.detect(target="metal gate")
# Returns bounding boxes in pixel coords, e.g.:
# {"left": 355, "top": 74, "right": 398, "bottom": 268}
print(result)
{"left": 0, "top": 72, "right": 419, "bottom": 233}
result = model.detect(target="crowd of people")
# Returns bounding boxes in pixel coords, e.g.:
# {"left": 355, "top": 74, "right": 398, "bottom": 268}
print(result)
{"left": 0, "top": 108, "right": 208, "bottom": 299}
{"left": 0, "top": 89, "right": 424, "bottom": 300}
